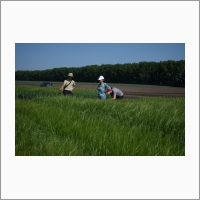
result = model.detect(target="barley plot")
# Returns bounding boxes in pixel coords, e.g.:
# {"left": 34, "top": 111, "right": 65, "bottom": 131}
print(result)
{"left": 15, "top": 85, "right": 185, "bottom": 156}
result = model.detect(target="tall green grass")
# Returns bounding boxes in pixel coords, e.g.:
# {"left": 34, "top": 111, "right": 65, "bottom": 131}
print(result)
{"left": 15, "top": 85, "right": 98, "bottom": 99}
{"left": 15, "top": 86, "right": 185, "bottom": 156}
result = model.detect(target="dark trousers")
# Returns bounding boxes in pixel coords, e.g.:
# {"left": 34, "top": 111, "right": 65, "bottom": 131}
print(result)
{"left": 116, "top": 95, "right": 124, "bottom": 99}
{"left": 63, "top": 90, "right": 73, "bottom": 96}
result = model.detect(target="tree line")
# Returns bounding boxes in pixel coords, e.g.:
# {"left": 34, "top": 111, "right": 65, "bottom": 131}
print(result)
{"left": 15, "top": 60, "right": 185, "bottom": 87}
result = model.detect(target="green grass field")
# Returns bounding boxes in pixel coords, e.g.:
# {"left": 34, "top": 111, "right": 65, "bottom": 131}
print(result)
{"left": 15, "top": 85, "right": 185, "bottom": 156}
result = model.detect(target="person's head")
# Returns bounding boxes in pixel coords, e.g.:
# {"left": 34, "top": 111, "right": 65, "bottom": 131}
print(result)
{"left": 107, "top": 88, "right": 113, "bottom": 95}
{"left": 68, "top": 73, "right": 74, "bottom": 80}
{"left": 98, "top": 75, "right": 104, "bottom": 83}
{"left": 107, "top": 87, "right": 113, "bottom": 96}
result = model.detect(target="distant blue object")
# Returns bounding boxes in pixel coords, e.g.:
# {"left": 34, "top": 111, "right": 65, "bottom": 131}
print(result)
{"left": 40, "top": 82, "right": 54, "bottom": 87}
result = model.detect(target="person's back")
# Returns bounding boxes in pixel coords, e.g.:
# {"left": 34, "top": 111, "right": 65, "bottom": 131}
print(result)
{"left": 108, "top": 87, "right": 124, "bottom": 100}
{"left": 112, "top": 87, "right": 123, "bottom": 97}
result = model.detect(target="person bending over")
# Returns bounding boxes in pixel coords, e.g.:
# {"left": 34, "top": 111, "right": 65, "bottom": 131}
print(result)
{"left": 107, "top": 87, "right": 124, "bottom": 100}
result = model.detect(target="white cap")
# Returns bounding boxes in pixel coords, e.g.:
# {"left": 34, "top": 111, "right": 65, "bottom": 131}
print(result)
{"left": 98, "top": 75, "right": 104, "bottom": 80}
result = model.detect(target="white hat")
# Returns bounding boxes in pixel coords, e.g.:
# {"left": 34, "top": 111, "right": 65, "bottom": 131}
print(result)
{"left": 98, "top": 75, "right": 104, "bottom": 80}
{"left": 68, "top": 73, "right": 74, "bottom": 77}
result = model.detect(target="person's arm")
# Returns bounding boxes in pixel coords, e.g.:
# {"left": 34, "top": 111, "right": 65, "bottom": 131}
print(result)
{"left": 112, "top": 93, "right": 116, "bottom": 99}
{"left": 104, "top": 83, "right": 111, "bottom": 92}
{"left": 60, "top": 83, "right": 65, "bottom": 90}
{"left": 72, "top": 81, "right": 76, "bottom": 91}
{"left": 72, "top": 84, "right": 76, "bottom": 90}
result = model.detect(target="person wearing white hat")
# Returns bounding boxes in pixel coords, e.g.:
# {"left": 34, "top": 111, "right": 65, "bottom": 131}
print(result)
{"left": 60, "top": 73, "right": 76, "bottom": 96}
{"left": 97, "top": 75, "right": 111, "bottom": 100}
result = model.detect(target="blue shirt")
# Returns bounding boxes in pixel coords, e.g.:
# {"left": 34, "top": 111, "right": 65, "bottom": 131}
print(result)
{"left": 97, "top": 83, "right": 111, "bottom": 98}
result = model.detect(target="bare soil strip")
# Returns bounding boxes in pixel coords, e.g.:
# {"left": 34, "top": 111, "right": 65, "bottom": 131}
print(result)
{"left": 15, "top": 81, "right": 185, "bottom": 99}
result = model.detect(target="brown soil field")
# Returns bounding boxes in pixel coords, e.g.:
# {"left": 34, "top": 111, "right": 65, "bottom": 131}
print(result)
{"left": 16, "top": 81, "right": 185, "bottom": 99}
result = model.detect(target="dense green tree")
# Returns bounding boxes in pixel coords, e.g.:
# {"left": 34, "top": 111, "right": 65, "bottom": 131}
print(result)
{"left": 15, "top": 60, "right": 185, "bottom": 87}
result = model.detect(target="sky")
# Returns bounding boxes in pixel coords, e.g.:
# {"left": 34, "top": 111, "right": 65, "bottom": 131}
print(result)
{"left": 15, "top": 43, "right": 185, "bottom": 71}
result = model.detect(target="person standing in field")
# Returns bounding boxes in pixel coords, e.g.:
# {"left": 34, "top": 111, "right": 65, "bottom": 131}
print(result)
{"left": 97, "top": 75, "right": 111, "bottom": 100}
{"left": 60, "top": 73, "right": 76, "bottom": 96}
{"left": 107, "top": 87, "right": 124, "bottom": 100}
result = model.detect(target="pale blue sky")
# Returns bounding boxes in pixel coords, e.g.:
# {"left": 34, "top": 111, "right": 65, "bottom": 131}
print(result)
{"left": 15, "top": 43, "right": 185, "bottom": 71}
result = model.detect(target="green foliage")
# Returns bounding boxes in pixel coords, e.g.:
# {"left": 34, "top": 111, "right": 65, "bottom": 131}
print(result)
{"left": 15, "top": 85, "right": 98, "bottom": 100}
{"left": 15, "top": 86, "right": 185, "bottom": 156}
{"left": 15, "top": 60, "right": 185, "bottom": 87}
